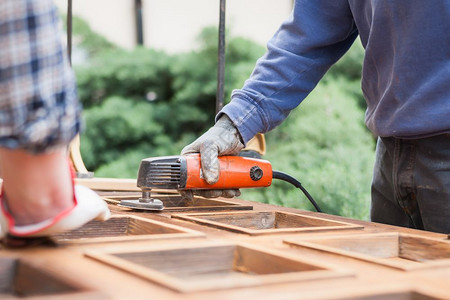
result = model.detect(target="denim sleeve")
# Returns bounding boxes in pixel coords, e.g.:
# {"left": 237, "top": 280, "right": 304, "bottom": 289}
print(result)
{"left": 220, "top": 0, "right": 358, "bottom": 144}
{"left": 0, "top": 0, "right": 81, "bottom": 153}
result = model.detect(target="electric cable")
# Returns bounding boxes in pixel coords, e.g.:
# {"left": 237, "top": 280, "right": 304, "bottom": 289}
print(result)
{"left": 272, "top": 170, "right": 322, "bottom": 213}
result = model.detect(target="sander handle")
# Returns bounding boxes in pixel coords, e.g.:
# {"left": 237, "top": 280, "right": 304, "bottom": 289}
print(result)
{"left": 183, "top": 154, "right": 272, "bottom": 190}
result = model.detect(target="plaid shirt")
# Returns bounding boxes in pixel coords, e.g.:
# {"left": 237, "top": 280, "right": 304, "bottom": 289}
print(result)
{"left": 0, "top": 0, "right": 81, "bottom": 153}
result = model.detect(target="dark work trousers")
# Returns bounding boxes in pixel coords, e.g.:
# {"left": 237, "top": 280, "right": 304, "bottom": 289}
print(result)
{"left": 370, "top": 134, "right": 450, "bottom": 234}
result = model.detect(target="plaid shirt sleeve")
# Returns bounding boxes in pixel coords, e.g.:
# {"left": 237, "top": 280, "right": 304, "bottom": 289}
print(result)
{"left": 0, "top": 0, "right": 82, "bottom": 153}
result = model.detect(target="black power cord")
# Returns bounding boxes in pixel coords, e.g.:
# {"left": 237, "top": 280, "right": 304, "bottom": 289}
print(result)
{"left": 272, "top": 170, "right": 322, "bottom": 213}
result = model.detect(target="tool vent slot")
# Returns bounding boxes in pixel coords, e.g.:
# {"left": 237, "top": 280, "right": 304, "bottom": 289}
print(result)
{"left": 148, "top": 162, "right": 181, "bottom": 185}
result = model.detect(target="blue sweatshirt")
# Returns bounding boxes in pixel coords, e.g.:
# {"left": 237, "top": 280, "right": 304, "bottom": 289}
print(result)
{"left": 220, "top": 0, "right": 450, "bottom": 143}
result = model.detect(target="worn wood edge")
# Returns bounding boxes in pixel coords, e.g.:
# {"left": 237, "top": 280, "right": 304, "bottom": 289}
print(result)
{"left": 245, "top": 225, "right": 364, "bottom": 236}
{"left": 23, "top": 291, "right": 108, "bottom": 300}
{"left": 75, "top": 177, "right": 139, "bottom": 191}
{"left": 174, "top": 268, "right": 353, "bottom": 294}
{"left": 171, "top": 214, "right": 255, "bottom": 234}
{"left": 172, "top": 210, "right": 364, "bottom": 235}
{"left": 56, "top": 214, "right": 205, "bottom": 245}
{"left": 69, "top": 135, "right": 89, "bottom": 174}
{"left": 290, "top": 281, "right": 449, "bottom": 300}
{"left": 284, "top": 238, "right": 410, "bottom": 271}
{"left": 102, "top": 197, "right": 120, "bottom": 205}
{"left": 161, "top": 205, "right": 254, "bottom": 212}
{"left": 124, "top": 214, "right": 204, "bottom": 235}
{"left": 14, "top": 256, "right": 102, "bottom": 296}
{"left": 85, "top": 251, "right": 189, "bottom": 293}
{"left": 273, "top": 210, "right": 366, "bottom": 227}
{"left": 84, "top": 240, "right": 234, "bottom": 256}
{"left": 236, "top": 241, "right": 355, "bottom": 274}
{"left": 103, "top": 194, "right": 254, "bottom": 206}
{"left": 413, "top": 285, "right": 450, "bottom": 300}
{"left": 109, "top": 203, "right": 254, "bottom": 213}
{"left": 84, "top": 241, "right": 235, "bottom": 293}
{"left": 103, "top": 195, "right": 254, "bottom": 212}
{"left": 57, "top": 232, "right": 205, "bottom": 246}
{"left": 103, "top": 194, "right": 179, "bottom": 200}
{"left": 173, "top": 216, "right": 363, "bottom": 236}
{"left": 173, "top": 210, "right": 363, "bottom": 226}
{"left": 283, "top": 232, "right": 450, "bottom": 272}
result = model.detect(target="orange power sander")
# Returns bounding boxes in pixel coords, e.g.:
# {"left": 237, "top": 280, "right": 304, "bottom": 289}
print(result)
{"left": 119, "top": 154, "right": 321, "bottom": 212}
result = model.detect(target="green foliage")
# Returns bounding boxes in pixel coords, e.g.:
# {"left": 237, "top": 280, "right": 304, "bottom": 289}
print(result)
{"left": 240, "top": 77, "right": 374, "bottom": 220}
{"left": 81, "top": 97, "right": 162, "bottom": 167}
{"left": 80, "top": 96, "right": 196, "bottom": 178}
{"left": 75, "top": 48, "right": 173, "bottom": 108}
{"left": 78, "top": 26, "right": 264, "bottom": 171}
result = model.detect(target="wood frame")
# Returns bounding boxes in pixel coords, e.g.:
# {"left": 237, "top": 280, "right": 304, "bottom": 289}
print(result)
{"left": 52, "top": 215, "right": 204, "bottom": 245}
{"left": 172, "top": 210, "right": 364, "bottom": 235}
{"left": 102, "top": 195, "right": 253, "bottom": 212}
{"left": 0, "top": 256, "right": 102, "bottom": 299}
{"left": 84, "top": 241, "right": 353, "bottom": 293}
{"left": 283, "top": 232, "right": 450, "bottom": 271}
{"left": 1, "top": 196, "right": 450, "bottom": 298}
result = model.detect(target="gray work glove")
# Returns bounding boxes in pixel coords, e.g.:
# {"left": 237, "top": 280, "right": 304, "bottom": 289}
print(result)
{"left": 180, "top": 115, "right": 245, "bottom": 199}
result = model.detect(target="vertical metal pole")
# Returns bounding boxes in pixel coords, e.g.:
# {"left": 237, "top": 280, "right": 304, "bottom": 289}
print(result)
{"left": 216, "top": 0, "right": 226, "bottom": 114}
{"left": 67, "top": 0, "right": 94, "bottom": 177}
{"left": 67, "top": 0, "right": 72, "bottom": 65}
{"left": 135, "top": 0, "right": 144, "bottom": 45}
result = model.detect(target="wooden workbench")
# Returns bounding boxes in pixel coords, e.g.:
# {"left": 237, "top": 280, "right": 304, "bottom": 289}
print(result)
{"left": 1, "top": 190, "right": 449, "bottom": 299}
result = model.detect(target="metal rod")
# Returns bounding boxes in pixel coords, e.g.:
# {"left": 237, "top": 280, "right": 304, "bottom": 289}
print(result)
{"left": 140, "top": 189, "right": 153, "bottom": 203}
{"left": 67, "top": 0, "right": 72, "bottom": 65}
{"left": 135, "top": 0, "right": 144, "bottom": 45}
{"left": 216, "top": 0, "right": 226, "bottom": 114}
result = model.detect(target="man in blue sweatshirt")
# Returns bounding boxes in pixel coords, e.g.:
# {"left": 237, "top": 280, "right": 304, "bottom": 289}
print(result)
{"left": 182, "top": 1, "right": 450, "bottom": 233}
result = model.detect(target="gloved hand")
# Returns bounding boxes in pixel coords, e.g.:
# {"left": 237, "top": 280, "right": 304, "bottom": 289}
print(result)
{"left": 0, "top": 184, "right": 110, "bottom": 238}
{"left": 181, "top": 114, "right": 245, "bottom": 200}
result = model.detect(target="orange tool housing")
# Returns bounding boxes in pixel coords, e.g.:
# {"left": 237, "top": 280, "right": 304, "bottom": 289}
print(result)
{"left": 183, "top": 154, "right": 272, "bottom": 190}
